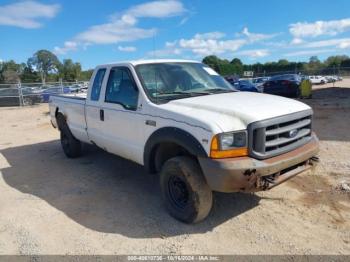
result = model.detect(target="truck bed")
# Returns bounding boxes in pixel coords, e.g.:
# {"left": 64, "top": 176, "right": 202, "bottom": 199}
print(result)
{"left": 51, "top": 92, "right": 87, "bottom": 100}
{"left": 49, "top": 92, "right": 89, "bottom": 143}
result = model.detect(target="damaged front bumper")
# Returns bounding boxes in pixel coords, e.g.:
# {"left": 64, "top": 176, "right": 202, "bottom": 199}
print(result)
{"left": 198, "top": 133, "right": 320, "bottom": 193}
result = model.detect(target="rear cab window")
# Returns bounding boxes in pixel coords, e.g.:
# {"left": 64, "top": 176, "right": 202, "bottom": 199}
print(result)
{"left": 90, "top": 68, "right": 106, "bottom": 101}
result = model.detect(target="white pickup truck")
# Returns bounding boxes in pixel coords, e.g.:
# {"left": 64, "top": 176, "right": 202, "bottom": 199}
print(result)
{"left": 49, "top": 59, "right": 319, "bottom": 223}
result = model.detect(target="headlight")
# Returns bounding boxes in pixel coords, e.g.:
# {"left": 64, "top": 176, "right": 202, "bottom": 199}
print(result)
{"left": 220, "top": 131, "right": 247, "bottom": 149}
{"left": 210, "top": 130, "right": 248, "bottom": 158}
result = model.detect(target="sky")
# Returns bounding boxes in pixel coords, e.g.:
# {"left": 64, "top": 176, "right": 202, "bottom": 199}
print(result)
{"left": 0, "top": 0, "right": 350, "bottom": 69}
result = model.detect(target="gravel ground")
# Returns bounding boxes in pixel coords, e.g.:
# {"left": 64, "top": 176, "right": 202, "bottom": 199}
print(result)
{"left": 0, "top": 84, "right": 349, "bottom": 255}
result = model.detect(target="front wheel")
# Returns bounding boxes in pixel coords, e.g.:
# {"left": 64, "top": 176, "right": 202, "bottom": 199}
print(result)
{"left": 160, "top": 156, "right": 213, "bottom": 223}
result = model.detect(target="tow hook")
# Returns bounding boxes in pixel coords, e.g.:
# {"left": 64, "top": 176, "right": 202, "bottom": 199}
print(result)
{"left": 310, "top": 156, "right": 320, "bottom": 165}
{"left": 243, "top": 169, "right": 256, "bottom": 176}
{"left": 260, "top": 173, "right": 278, "bottom": 190}
{"left": 311, "top": 156, "right": 319, "bottom": 162}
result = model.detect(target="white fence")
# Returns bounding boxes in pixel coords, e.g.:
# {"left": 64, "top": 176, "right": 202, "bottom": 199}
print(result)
{"left": 0, "top": 81, "right": 88, "bottom": 107}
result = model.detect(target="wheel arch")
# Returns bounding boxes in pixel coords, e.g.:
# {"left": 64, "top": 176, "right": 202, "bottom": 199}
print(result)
{"left": 54, "top": 107, "right": 60, "bottom": 117}
{"left": 144, "top": 127, "right": 208, "bottom": 173}
{"left": 55, "top": 109, "right": 67, "bottom": 131}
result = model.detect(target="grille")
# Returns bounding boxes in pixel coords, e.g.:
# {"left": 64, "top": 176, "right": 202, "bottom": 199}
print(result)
{"left": 248, "top": 110, "right": 313, "bottom": 159}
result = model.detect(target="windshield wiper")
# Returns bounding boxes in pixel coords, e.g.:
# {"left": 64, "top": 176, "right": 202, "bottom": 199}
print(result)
{"left": 154, "top": 91, "right": 210, "bottom": 102}
{"left": 157, "top": 91, "right": 209, "bottom": 95}
{"left": 204, "top": 88, "right": 236, "bottom": 93}
{"left": 153, "top": 89, "right": 235, "bottom": 103}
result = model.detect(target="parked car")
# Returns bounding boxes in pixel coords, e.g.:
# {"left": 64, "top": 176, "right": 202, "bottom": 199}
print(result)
{"left": 225, "top": 77, "right": 261, "bottom": 92}
{"left": 252, "top": 77, "right": 269, "bottom": 83}
{"left": 309, "top": 75, "right": 326, "bottom": 84}
{"left": 224, "top": 75, "right": 239, "bottom": 86}
{"left": 21, "top": 88, "right": 43, "bottom": 104}
{"left": 21, "top": 86, "right": 41, "bottom": 94}
{"left": 252, "top": 77, "right": 269, "bottom": 90}
{"left": 49, "top": 59, "right": 319, "bottom": 223}
{"left": 67, "top": 84, "right": 84, "bottom": 93}
{"left": 324, "top": 76, "right": 336, "bottom": 83}
{"left": 235, "top": 79, "right": 260, "bottom": 92}
{"left": 41, "top": 86, "right": 71, "bottom": 102}
{"left": 336, "top": 75, "right": 343, "bottom": 81}
{"left": 331, "top": 75, "right": 341, "bottom": 81}
{"left": 263, "top": 74, "right": 301, "bottom": 98}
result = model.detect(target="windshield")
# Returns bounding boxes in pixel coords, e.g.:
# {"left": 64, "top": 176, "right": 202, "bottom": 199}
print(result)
{"left": 135, "top": 62, "right": 235, "bottom": 103}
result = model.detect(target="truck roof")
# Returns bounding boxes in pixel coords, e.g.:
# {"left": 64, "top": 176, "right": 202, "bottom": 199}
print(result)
{"left": 97, "top": 59, "right": 200, "bottom": 68}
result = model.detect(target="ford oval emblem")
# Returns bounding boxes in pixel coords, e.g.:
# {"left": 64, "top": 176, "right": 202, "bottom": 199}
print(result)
{"left": 289, "top": 129, "right": 298, "bottom": 138}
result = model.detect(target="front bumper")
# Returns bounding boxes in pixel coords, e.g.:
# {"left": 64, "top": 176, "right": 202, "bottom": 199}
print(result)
{"left": 198, "top": 133, "right": 319, "bottom": 193}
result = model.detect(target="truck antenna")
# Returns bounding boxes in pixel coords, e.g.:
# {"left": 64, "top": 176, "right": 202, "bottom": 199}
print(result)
{"left": 153, "top": 32, "right": 157, "bottom": 103}
{"left": 152, "top": 32, "right": 156, "bottom": 59}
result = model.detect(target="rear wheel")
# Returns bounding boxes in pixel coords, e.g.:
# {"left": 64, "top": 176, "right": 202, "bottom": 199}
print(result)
{"left": 160, "top": 156, "right": 213, "bottom": 223}
{"left": 57, "top": 114, "right": 82, "bottom": 158}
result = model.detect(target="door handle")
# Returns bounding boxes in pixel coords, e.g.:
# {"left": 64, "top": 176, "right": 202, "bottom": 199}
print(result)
{"left": 100, "top": 109, "right": 104, "bottom": 121}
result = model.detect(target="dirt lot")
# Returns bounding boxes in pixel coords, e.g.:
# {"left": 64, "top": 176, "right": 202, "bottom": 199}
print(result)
{"left": 0, "top": 84, "right": 349, "bottom": 255}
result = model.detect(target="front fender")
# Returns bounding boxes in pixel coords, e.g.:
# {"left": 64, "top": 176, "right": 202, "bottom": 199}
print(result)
{"left": 144, "top": 127, "right": 208, "bottom": 173}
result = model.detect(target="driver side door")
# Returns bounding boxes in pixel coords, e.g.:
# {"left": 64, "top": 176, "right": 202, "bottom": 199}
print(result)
{"left": 99, "top": 66, "right": 145, "bottom": 164}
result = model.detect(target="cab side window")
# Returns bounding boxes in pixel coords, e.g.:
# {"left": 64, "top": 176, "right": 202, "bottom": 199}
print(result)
{"left": 105, "top": 67, "right": 139, "bottom": 110}
{"left": 90, "top": 68, "right": 106, "bottom": 101}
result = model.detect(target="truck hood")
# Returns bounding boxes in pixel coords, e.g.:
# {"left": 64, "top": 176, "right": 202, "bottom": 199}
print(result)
{"left": 162, "top": 92, "right": 311, "bottom": 132}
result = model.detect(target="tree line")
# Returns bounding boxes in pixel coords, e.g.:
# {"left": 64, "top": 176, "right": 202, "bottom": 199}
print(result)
{"left": 2, "top": 50, "right": 350, "bottom": 84}
{"left": 202, "top": 55, "right": 350, "bottom": 77}
{"left": 0, "top": 50, "right": 93, "bottom": 84}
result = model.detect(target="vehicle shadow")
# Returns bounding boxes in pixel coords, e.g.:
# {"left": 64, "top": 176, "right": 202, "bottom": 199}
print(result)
{"left": 1, "top": 140, "right": 260, "bottom": 238}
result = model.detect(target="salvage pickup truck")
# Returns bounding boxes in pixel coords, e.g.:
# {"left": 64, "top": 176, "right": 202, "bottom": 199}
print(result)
{"left": 49, "top": 59, "right": 319, "bottom": 223}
